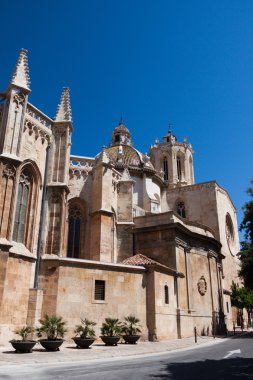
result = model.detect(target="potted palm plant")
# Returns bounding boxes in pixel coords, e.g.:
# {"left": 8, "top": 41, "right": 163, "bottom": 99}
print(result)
{"left": 9, "top": 325, "right": 36, "bottom": 353}
{"left": 73, "top": 318, "right": 96, "bottom": 348}
{"left": 121, "top": 315, "right": 141, "bottom": 344}
{"left": 100, "top": 317, "right": 122, "bottom": 346}
{"left": 37, "top": 314, "right": 67, "bottom": 351}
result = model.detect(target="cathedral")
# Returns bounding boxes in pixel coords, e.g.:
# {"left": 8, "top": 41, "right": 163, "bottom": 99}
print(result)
{"left": 0, "top": 49, "right": 241, "bottom": 344}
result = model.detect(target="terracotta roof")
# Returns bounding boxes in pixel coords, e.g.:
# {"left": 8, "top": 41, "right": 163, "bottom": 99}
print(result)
{"left": 122, "top": 254, "right": 184, "bottom": 277}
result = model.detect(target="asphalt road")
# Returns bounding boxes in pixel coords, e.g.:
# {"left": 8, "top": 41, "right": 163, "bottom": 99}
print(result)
{"left": 1, "top": 333, "right": 253, "bottom": 379}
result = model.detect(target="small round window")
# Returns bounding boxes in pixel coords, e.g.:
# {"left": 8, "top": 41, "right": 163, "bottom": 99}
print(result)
{"left": 225, "top": 213, "right": 235, "bottom": 256}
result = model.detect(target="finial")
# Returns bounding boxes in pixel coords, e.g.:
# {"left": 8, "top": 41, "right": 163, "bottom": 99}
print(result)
{"left": 11, "top": 48, "right": 31, "bottom": 91}
{"left": 119, "top": 113, "right": 123, "bottom": 125}
{"left": 168, "top": 122, "right": 172, "bottom": 133}
{"left": 55, "top": 87, "right": 72, "bottom": 122}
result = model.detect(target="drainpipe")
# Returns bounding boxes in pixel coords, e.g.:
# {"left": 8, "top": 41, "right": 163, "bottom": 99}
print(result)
{"left": 34, "top": 144, "right": 51, "bottom": 289}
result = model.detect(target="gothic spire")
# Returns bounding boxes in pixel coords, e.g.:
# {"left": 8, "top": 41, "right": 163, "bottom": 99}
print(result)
{"left": 11, "top": 48, "right": 31, "bottom": 91}
{"left": 55, "top": 87, "right": 72, "bottom": 122}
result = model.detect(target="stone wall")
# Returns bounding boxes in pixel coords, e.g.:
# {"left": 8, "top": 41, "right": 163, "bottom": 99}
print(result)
{"left": 0, "top": 253, "right": 35, "bottom": 344}
{"left": 153, "top": 271, "right": 178, "bottom": 340}
{"left": 40, "top": 259, "right": 148, "bottom": 341}
{"left": 166, "top": 182, "right": 218, "bottom": 238}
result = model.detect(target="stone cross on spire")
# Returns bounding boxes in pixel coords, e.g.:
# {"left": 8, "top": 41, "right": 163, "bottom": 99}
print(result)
{"left": 11, "top": 48, "right": 30, "bottom": 91}
{"left": 55, "top": 87, "right": 72, "bottom": 122}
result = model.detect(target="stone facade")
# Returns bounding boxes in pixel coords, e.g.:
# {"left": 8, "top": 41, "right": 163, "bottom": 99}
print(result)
{"left": 0, "top": 50, "right": 241, "bottom": 344}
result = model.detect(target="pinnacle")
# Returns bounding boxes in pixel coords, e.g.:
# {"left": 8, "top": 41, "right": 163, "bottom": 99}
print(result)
{"left": 55, "top": 87, "right": 72, "bottom": 122}
{"left": 11, "top": 48, "right": 31, "bottom": 91}
{"left": 101, "top": 146, "right": 110, "bottom": 163}
{"left": 121, "top": 167, "right": 131, "bottom": 180}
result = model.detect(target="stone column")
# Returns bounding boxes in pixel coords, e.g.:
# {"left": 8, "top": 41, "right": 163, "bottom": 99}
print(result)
{"left": 146, "top": 270, "right": 157, "bottom": 341}
{"left": 184, "top": 247, "right": 192, "bottom": 310}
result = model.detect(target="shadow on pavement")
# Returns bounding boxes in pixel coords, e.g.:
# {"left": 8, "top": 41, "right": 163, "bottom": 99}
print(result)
{"left": 231, "top": 331, "right": 253, "bottom": 339}
{"left": 153, "top": 358, "right": 253, "bottom": 379}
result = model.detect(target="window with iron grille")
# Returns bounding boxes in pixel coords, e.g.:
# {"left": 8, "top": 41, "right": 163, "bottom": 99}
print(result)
{"left": 95, "top": 280, "right": 105, "bottom": 301}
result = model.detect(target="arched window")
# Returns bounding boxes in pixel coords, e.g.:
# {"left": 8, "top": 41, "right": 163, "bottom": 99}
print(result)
{"left": 114, "top": 134, "right": 120, "bottom": 143}
{"left": 163, "top": 157, "right": 168, "bottom": 181}
{"left": 13, "top": 170, "right": 31, "bottom": 243}
{"left": 176, "top": 201, "right": 186, "bottom": 218}
{"left": 164, "top": 285, "right": 169, "bottom": 304}
{"left": 67, "top": 205, "right": 82, "bottom": 258}
{"left": 177, "top": 156, "right": 182, "bottom": 181}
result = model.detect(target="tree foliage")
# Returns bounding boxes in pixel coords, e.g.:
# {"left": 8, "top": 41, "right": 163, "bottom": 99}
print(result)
{"left": 238, "top": 180, "right": 253, "bottom": 289}
{"left": 231, "top": 282, "right": 253, "bottom": 311}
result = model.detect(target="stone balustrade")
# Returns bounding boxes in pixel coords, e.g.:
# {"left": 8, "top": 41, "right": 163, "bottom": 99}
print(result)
{"left": 69, "top": 155, "right": 95, "bottom": 178}
{"left": 26, "top": 102, "right": 53, "bottom": 129}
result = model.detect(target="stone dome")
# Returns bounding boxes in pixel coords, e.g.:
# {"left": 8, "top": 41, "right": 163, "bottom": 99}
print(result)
{"left": 96, "top": 120, "right": 155, "bottom": 172}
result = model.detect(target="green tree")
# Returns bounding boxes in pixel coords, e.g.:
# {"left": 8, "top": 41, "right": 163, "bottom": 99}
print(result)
{"left": 231, "top": 282, "right": 253, "bottom": 326}
{"left": 238, "top": 180, "right": 253, "bottom": 290}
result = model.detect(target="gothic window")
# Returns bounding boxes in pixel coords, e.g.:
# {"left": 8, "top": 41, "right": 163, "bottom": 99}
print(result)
{"left": 164, "top": 285, "right": 169, "bottom": 304}
{"left": 13, "top": 171, "right": 31, "bottom": 243}
{"left": 176, "top": 201, "right": 186, "bottom": 218}
{"left": 163, "top": 157, "right": 168, "bottom": 181}
{"left": 67, "top": 205, "right": 82, "bottom": 258}
{"left": 177, "top": 156, "right": 182, "bottom": 181}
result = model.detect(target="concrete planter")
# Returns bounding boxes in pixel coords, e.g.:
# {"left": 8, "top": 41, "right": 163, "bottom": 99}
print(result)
{"left": 100, "top": 335, "right": 120, "bottom": 346}
{"left": 39, "top": 339, "right": 64, "bottom": 351}
{"left": 122, "top": 335, "right": 141, "bottom": 344}
{"left": 9, "top": 340, "right": 37, "bottom": 353}
{"left": 72, "top": 337, "right": 95, "bottom": 348}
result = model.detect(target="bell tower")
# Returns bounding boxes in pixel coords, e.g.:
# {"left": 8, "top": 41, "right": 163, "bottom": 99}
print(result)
{"left": 150, "top": 126, "right": 194, "bottom": 188}
{"left": 110, "top": 117, "right": 132, "bottom": 147}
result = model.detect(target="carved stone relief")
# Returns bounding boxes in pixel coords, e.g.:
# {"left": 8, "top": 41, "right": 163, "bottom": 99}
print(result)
{"left": 197, "top": 276, "right": 207, "bottom": 296}
{"left": 13, "top": 92, "right": 26, "bottom": 108}
{"left": 3, "top": 163, "right": 16, "bottom": 179}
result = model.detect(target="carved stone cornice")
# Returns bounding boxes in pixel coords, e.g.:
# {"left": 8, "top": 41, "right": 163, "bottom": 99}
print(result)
{"left": 24, "top": 118, "right": 51, "bottom": 145}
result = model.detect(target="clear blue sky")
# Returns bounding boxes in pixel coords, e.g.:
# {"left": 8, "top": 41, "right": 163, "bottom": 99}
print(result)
{"left": 1, "top": 0, "right": 253, "bottom": 235}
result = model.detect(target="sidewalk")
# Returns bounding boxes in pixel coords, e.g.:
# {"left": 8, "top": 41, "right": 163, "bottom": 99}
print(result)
{"left": 0, "top": 335, "right": 226, "bottom": 366}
